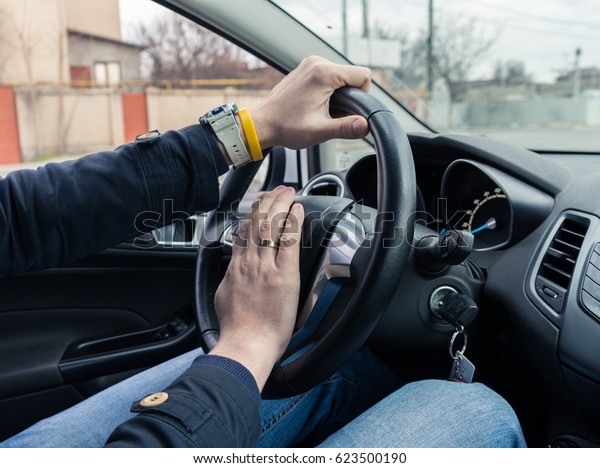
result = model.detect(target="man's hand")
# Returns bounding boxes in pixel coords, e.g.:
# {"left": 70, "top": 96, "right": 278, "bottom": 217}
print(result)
{"left": 250, "top": 56, "right": 371, "bottom": 150}
{"left": 210, "top": 186, "right": 304, "bottom": 391}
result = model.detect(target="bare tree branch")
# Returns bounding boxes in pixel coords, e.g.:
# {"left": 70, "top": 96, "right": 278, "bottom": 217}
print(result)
{"left": 494, "top": 59, "right": 532, "bottom": 86}
{"left": 431, "top": 17, "right": 497, "bottom": 101}
{"left": 395, "top": 15, "right": 498, "bottom": 102}
{"left": 132, "top": 11, "right": 280, "bottom": 86}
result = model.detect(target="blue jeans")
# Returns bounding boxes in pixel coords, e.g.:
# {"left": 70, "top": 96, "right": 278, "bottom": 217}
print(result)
{"left": 1, "top": 348, "right": 525, "bottom": 448}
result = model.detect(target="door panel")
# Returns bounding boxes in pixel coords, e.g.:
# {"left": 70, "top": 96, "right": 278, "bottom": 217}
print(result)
{"left": 0, "top": 308, "right": 147, "bottom": 400}
{"left": 0, "top": 246, "right": 199, "bottom": 440}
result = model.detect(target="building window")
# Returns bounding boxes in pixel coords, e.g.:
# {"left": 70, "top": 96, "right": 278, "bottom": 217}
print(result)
{"left": 94, "top": 61, "right": 121, "bottom": 86}
{"left": 70, "top": 66, "right": 92, "bottom": 87}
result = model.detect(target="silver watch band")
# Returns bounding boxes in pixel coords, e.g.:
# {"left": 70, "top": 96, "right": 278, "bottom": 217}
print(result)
{"left": 201, "top": 103, "right": 252, "bottom": 168}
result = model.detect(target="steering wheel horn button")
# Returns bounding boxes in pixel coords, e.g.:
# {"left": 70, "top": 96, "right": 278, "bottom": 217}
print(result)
{"left": 140, "top": 392, "right": 169, "bottom": 408}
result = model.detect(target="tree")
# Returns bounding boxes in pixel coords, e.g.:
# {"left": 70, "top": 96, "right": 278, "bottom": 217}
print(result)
{"left": 2, "top": 0, "right": 44, "bottom": 158}
{"left": 395, "top": 35, "right": 427, "bottom": 90}
{"left": 431, "top": 17, "right": 497, "bottom": 102}
{"left": 494, "top": 59, "right": 531, "bottom": 86}
{"left": 397, "top": 16, "right": 497, "bottom": 102}
{"left": 132, "top": 11, "right": 279, "bottom": 85}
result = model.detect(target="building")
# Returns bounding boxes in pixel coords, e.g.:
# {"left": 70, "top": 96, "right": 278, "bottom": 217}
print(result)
{"left": 68, "top": 30, "right": 142, "bottom": 86}
{"left": 0, "top": 0, "right": 145, "bottom": 163}
{"left": 0, "top": 0, "right": 141, "bottom": 85}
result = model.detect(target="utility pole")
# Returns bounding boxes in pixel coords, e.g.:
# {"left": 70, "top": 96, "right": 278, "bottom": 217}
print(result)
{"left": 363, "top": 0, "right": 372, "bottom": 66}
{"left": 427, "top": 0, "right": 434, "bottom": 99}
{"left": 573, "top": 47, "right": 581, "bottom": 98}
{"left": 342, "top": 0, "right": 349, "bottom": 57}
{"left": 362, "top": 0, "right": 369, "bottom": 38}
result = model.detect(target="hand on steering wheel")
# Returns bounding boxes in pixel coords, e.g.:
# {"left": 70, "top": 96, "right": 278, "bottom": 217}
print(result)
{"left": 210, "top": 187, "right": 305, "bottom": 390}
{"left": 249, "top": 55, "right": 371, "bottom": 149}
{"left": 196, "top": 87, "right": 416, "bottom": 398}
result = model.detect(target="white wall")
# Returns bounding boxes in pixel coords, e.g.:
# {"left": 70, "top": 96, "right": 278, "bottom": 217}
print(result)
{"left": 15, "top": 87, "right": 124, "bottom": 160}
{"left": 14, "top": 86, "right": 271, "bottom": 161}
{"left": 428, "top": 96, "right": 600, "bottom": 129}
{"left": 146, "top": 87, "right": 269, "bottom": 132}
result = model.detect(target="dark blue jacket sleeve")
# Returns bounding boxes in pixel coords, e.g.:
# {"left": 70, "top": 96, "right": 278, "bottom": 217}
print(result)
{"left": 1, "top": 123, "right": 264, "bottom": 447}
{"left": 0, "top": 125, "right": 226, "bottom": 276}
{"left": 105, "top": 356, "right": 261, "bottom": 448}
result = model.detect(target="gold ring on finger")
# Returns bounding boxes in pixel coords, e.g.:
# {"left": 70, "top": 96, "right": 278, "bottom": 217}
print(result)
{"left": 259, "top": 239, "right": 279, "bottom": 248}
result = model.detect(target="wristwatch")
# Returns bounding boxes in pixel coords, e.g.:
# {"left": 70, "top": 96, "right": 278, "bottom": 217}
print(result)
{"left": 201, "top": 102, "right": 252, "bottom": 168}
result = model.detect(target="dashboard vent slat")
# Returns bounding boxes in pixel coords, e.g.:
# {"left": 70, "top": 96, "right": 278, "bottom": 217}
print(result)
{"left": 535, "top": 216, "right": 590, "bottom": 313}
{"left": 560, "top": 227, "right": 586, "bottom": 241}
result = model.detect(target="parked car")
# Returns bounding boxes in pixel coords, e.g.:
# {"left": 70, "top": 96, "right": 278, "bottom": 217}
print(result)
{"left": 1, "top": 0, "right": 599, "bottom": 448}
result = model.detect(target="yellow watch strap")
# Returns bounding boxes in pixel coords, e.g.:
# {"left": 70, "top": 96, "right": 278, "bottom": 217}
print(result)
{"left": 237, "top": 108, "right": 263, "bottom": 161}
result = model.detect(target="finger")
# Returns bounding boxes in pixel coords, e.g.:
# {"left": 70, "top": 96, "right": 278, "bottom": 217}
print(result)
{"left": 270, "top": 187, "right": 296, "bottom": 238}
{"left": 306, "top": 56, "right": 372, "bottom": 92}
{"left": 321, "top": 115, "right": 369, "bottom": 140}
{"left": 259, "top": 187, "right": 296, "bottom": 259}
{"left": 251, "top": 186, "right": 286, "bottom": 250}
{"left": 331, "top": 63, "right": 372, "bottom": 92}
{"left": 233, "top": 192, "right": 264, "bottom": 254}
{"left": 276, "top": 203, "right": 304, "bottom": 270}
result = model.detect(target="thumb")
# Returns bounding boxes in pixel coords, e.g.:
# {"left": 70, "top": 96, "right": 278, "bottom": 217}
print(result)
{"left": 327, "top": 116, "right": 369, "bottom": 140}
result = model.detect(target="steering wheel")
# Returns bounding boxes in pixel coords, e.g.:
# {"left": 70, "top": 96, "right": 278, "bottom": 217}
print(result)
{"left": 195, "top": 87, "right": 416, "bottom": 398}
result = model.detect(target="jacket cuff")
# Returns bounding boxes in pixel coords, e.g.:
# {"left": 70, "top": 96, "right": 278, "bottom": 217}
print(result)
{"left": 192, "top": 354, "right": 260, "bottom": 403}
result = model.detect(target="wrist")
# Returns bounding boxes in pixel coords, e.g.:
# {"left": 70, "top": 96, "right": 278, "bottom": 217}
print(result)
{"left": 210, "top": 334, "right": 282, "bottom": 391}
{"left": 247, "top": 104, "right": 275, "bottom": 149}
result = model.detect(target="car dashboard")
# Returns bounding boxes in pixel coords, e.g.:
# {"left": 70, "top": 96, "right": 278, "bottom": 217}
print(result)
{"left": 301, "top": 132, "right": 600, "bottom": 447}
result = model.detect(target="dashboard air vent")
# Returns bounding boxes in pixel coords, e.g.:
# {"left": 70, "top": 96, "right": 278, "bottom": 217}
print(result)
{"left": 535, "top": 217, "right": 589, "bottom": 313}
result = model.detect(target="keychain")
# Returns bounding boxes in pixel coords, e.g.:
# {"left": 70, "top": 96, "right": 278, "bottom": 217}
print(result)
{"left": 448, "top": 324, "right": 476, "bottom": 383}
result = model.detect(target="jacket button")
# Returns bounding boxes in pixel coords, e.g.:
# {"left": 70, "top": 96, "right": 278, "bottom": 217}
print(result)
{"left": 135, "top": 130, "right": 160, "bottom": 142}
{"left": 140, "top": 392, "right": 169, "bottom": 408}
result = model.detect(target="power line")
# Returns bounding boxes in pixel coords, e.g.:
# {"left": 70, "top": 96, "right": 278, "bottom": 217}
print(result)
{"left": 466, "top": 14, "right": 600, "bottom": 42}
{"left": 456, "top": 0, "right": 600, "bottom": 29}
{"left": 377, "top": 0, "right": 600, "bottom": 29}
{"left": 387, "top": 1, "right": 600, "bottom": 42}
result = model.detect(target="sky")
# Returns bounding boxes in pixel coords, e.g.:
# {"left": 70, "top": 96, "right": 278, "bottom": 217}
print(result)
{"left": 119, "top": 0, "right": 600, "bottom": 83}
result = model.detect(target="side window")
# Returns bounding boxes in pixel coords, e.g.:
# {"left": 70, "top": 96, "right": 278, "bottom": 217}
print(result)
{"left": 0, "top": 0, "right": 282, "bottom": 191}
{"left": 319, "top": 138, "right": 374, "bottom": 173}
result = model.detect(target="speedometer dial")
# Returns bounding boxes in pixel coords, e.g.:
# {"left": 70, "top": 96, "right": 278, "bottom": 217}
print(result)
{"left": 460, "top": 187, "right": 512, "bottom": 249}
{"left": 441, "top": 159, "right": 554, "bottom": 252}
{"left": 441, "top": 162, "right": 514, "bottom": 251}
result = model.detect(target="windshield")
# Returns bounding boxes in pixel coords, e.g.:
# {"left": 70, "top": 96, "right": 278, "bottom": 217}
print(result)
{"left": 272, "top": 0, "right": 600, "bottom": 152}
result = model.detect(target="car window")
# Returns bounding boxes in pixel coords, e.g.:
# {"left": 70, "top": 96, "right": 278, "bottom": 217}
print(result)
{"left": 319, "top": 138, "right": 373, "bottom": 173}
{"left": 0, "top": 0, "right": 279, "bottom": 189}
{"left": 272, "top": 0, "right": 600, "bottom": 152}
